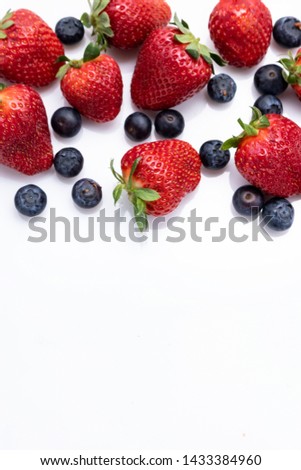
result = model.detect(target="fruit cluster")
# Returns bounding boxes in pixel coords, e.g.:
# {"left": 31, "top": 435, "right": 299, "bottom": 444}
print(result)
{"left": 1, "top": 0, "right": 301, "bottom": 233}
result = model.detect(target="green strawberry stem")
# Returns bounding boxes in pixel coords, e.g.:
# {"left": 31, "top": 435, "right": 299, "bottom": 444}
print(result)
{"left": 279, "top": 51, "right": 301, "bottom": 86}
{"left": 81, "top": 0, "right": 114, "bottom": 51}
{"left": 222, "top": 107, "right": 270, "bottom": 150}
{"left": 0, "top": 83, "right": 7, "bottom": 90}
{"left": 110, "top": 158, "right": 160, "bottom": 232}
{"left": 56, "top": 42, "right": 101, "bottom": 79}
{"left": 0, "top": 10, "right": 14, "bottom": 39}
{"left": 171, "top": 14, "right": 226, "bottom": 68}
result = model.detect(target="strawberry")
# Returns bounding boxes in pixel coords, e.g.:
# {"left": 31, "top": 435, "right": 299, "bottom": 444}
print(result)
{"left": 222, "top": 108, "right": 301, "bottom": 197}
{"left": 57, "top": 43, "right": 123, "bottom": 123}
{"left": 81, "top": 0, "right": 171, "bottom": 50}
{"left": 279, "top": 49, "right": 301, "bottom": 101}
{"left": 0, "top": 9, "right": 64, "bottom": 87}
{"left": 208, "top": 0, "right": 272, "bottom": 67}
{"left": 111, "top": 139, "right": 201, "bottom": 230}
{"left": 130, "top": 15, "right": 225, "bottom": 110}
{"left": 0, "top": 83, "right": 53, "bottom": 175}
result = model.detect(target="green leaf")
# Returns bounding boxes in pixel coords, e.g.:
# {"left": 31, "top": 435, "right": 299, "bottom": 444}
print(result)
{"left": 0, "top": 31, "right": 7, "bottom": 39}
{"left": 133, "top": 188, "right": 160, "bottom": 202}
{"left": 199, "top": 44, "right": 214, "bottom": 63}
{"left": 1, "top": 10, "right": 13, "bottom": 23}
{"left": 92, "top": 0, "right": 102, "bottom": 11}
{"left": 1, "top": 20, "right": 13, "bottom": 29}
{"left": 210, "top": 52, "right": 227, "bottom": 66}
{"left": 81, "top": 12, "right": 91, "bottom": 28}
{"left": 83, "top": 42, "right": 100, "bottom": 62}
{"left": 56, "top": 55, "right": 70, "bottom": 63}
{"left": 173, "top": 13, "right": 190, "bottom": 35}
{"left": 100, "top": 0, "right": 111, "bottom": 10}
{"left": 134, "top": 197, "right": 146, "bottom": 216}
{"left": 135, "top": 217, "right": 148, "bottom": 232}
{"left": 56, "top": 63, "right": 71, "bottom": 79}
{"left": 101, "top": 26, "right": 114, "bottom": 38}
{"left": 110, "top": 160, "right": 125, "bottom": 184}
{"left": 286, "top": 74, "right": 299, "bottom": 85}
{"left": 186, "top": 43, "right": 201, "bottom": 60}
{"left": 278, "top": 58, "right": 294, "bottom": 70}
{"left": 113, "top": 184, "right": 124, "bottom": 205}
{"left": 221, "top": 137, "right": 241, "bottom": 150}
{"left": 181, "top": 19, "right": 189, "bottom": 30}
{"left": 127, "top": 157, "right": 141, "bottom": 189}
{"left": 174, "top": 33, "right": 194, "bottom": 44}
{"left": 0, "top": 83, "right": 6, "bottom": 90}
{"left": 134, "top": 211, "right": 148, "bottom": 232}
{"left": 251, "top": 106, "right": 262, "bottom": 121}
{"left": 257, "top": 115, "right": 270, "bottom": 128}
{"left": 238, "top": 119, "right": 258, "bottom": 136}
{"left": 99, "top": 11, "right": 110, "bottom": 28}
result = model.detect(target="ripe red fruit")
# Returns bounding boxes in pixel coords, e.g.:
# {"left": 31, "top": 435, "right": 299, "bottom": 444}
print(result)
{"left": 81, "top": 0, "right": 171, "bottom": 49}
{"left": 131, "top": 15, "right": 225, "bottom": 110}
{"left": 0, "top": 9, "right": 64, "bottom": 87}
{"left": 0, "top": 83, "right": 53, "bottom": 175}
{"left": 111, "top": 140, "right": 201, "bottom": 230}
{"left": 58, "top": 43, "right": 123, "bottom": 123}
{"left": 279, "top": 49, "right": 301, "bottom": 101}
{"left": 222, "top": 108, "right": 301, "bottom": 197}
{"left": 209, "top": 0, "right": 272, "bottom": 67}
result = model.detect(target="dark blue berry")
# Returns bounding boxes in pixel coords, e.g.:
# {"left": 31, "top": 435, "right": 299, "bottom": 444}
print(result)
{"left": 72, "top": 179, "right": 102, "bottom": 208}
{"left": 207, "top": 73, "right": 237, "bottom": 103}
{"left": 51, "top": 107, "right": 82, "bottom": 138}
{"left": 14, "top": 184, "right": 47, "bottom": 217}
{"left": 254, "top": 64, "right": 288, "bottom": 95}
{"left": 261, "top": 197, "right": 294, "bottom": 231}
{"left": 273, "top": 17, "right": 301, "bottom": 48}
{"left": 253, "top": 94, "right": 283, "bottom": 115}
{"left": 199, "top": 140, "right": 230, "bottom": 169}
{"left": 124, "top": 112, "right": 152, "bottom": 141}
{"left": 154, "top": 109, "right": 185, "bottom": 138}
{"left": 232, "top": 185, "right": 265, "bottom": 217}
{"left": 54, "top": 147, "right": 84, "bottom": 177}
{"left": 55, "top": 17, "right": 84, "bottom": 45}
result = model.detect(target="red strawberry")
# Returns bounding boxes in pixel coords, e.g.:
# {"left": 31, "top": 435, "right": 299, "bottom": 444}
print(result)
{"left": 81, "top": 0, "right": 171, "bottom": 49}
{"left": 0, "top": 9, "right": 64, "bottom": 87}
{"left": 130, "top": 15, "right": 225, "bottom": 110}
{"left": 0, "top": 83, "right": 53, "bottom": 175}
{"left": 279, "top": 49, "right": 301, "bottom": 101}
{"left": 209, "top": 0, "right": 272, "bottom": 67}
{"left": 222, "top": 108, "right": 301, "bottom": 197}
{"left": 57, "top": 43, "right": 123, "bottom": 123}
{"left": 111, "top": 139, "right": 201, "bottom": 230}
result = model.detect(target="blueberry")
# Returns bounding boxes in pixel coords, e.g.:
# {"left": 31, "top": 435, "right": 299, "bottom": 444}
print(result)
{"left": 254, "top": 64, "right": 288, "bottom": 95}
{"left": 51, "top": 107, "right": 82, "bottom": 138}
{"left": 14, "top": 184, "right": 47, "bottom": 217}
{"left": 55, "top": 17, "right": 84, "bottom": 45}
{"left": 199, "top": 140, "right": 230, "bottom": 169}
{"left": 261, "top": 197, "right": 294, "bottom": 231}
{"left": 207, "top": 73, "right": 237, "bottom": 103}
{"left": 154, "top": 109, "right": 185, "bottom": 138}
{"left": 124, "top": 112, "right": 152, "bottom": 141}
{"left": 232, "top": 185, "right": 265, "bottom": 217}
{"left": 253, "top": 94, "right": 283, "bottom": 115}
{"left": 54, "top": 147, "right": 84, "bottom": 177}
{"left": 72, "top": 178, "right": 102, "bottom": 208}
{"left": 273, "top": 17, "right": 301, "bottom": 48}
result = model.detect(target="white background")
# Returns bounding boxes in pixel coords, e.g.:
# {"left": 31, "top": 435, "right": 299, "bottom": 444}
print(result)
{"left": 0, "top": 0, "right": 300, "bottom": 452}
